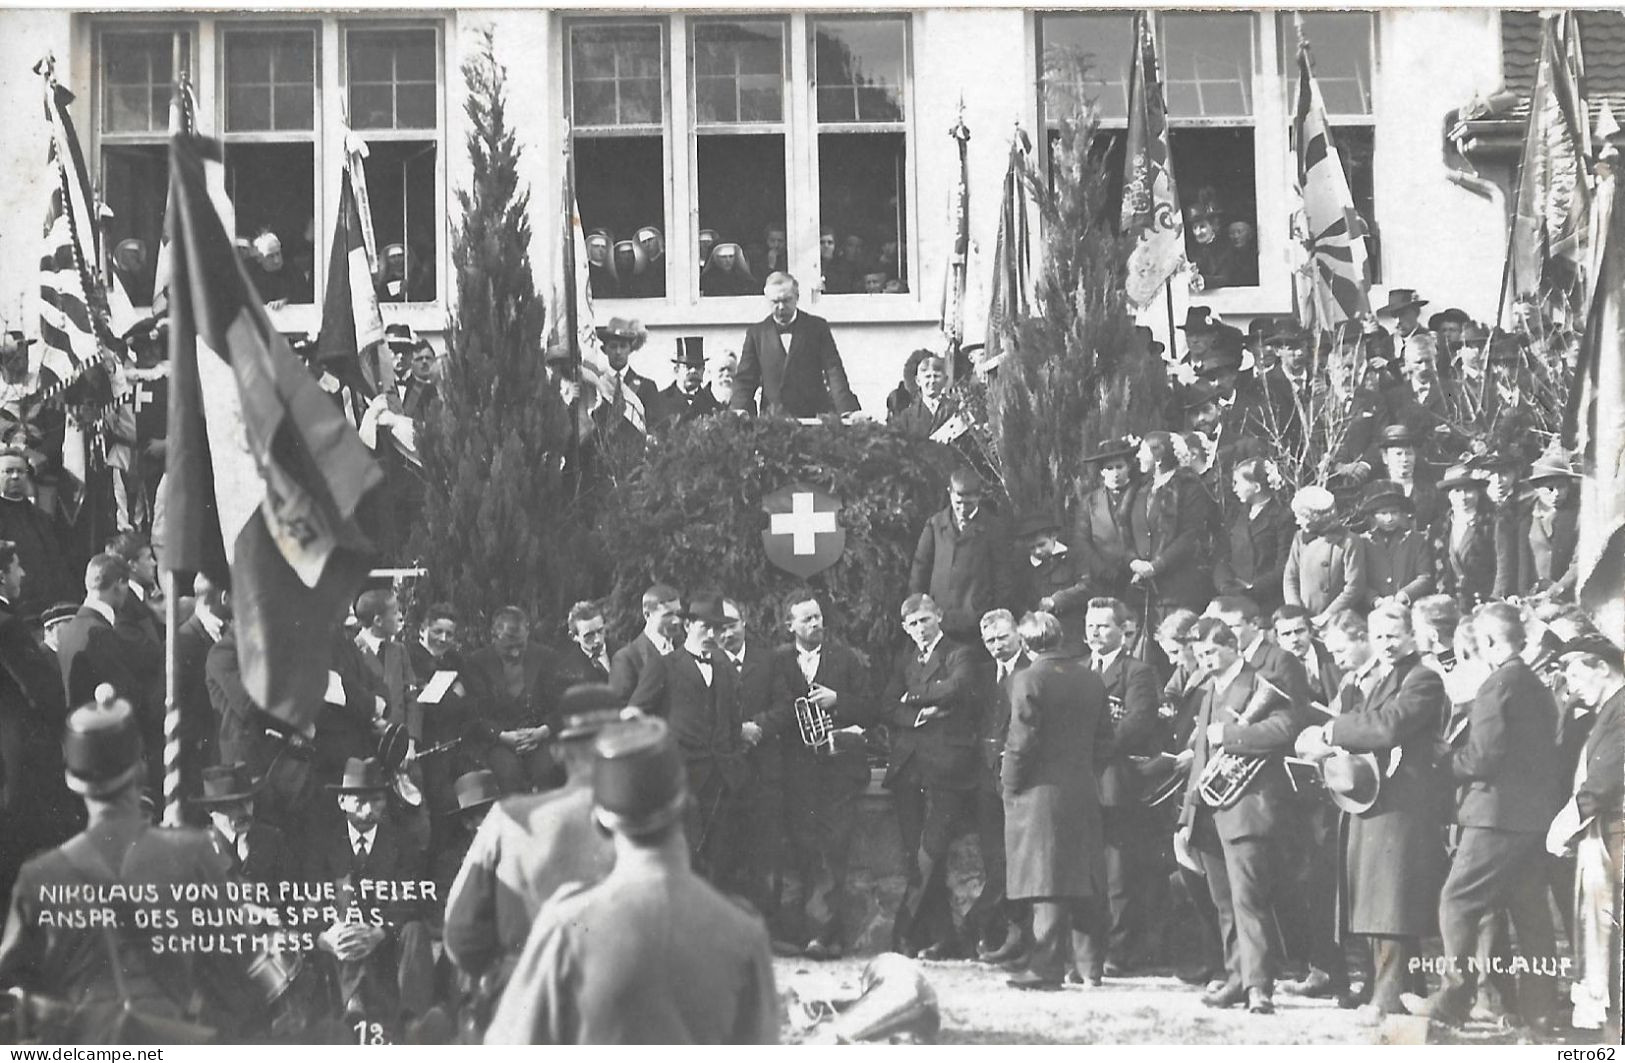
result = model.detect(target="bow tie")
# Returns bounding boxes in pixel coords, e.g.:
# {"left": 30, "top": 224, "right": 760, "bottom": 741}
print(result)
{"left": 690, "top": 652, "right": 712, "bottom": 664}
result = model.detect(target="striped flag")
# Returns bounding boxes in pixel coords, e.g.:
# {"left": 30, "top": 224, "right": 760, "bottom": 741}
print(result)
{"left": 1121, "top": 11, "right": 1185, "bottom": 311}
{"left": 1290, "top": 28, "right": 1372, "bottom": 332}
{"left": 163, "top": 129, "right": 383, "bottom": 734}
{"left": 35, "top": 58, "right": 106, "bottom": 397}
{"left": 560, "top": 152, "right": 645, "bottom": 434}
{"left": 984, "top": 126, "right": 1042, "bottom": 372}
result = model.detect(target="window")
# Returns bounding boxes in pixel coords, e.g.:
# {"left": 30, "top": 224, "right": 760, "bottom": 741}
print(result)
{"left": 223, "top": 27, "right": 318, "bottom": 305}
{"left": 99, "top": 28, "right": 189, "bottom": 306}
{"left": 693, "top": 19, "right": 787, "bottom": 299}
{"left": 1279, "top": 12, "right": 1379, "bottom": 280}
{"left": 569, "top": 21, "right": 668, "bottom": 301}
{"left": 347, "top": 26, "right": 441, "bottom": 303}
{"left": 813, "top": 17, "right": 909, "bottom": 295}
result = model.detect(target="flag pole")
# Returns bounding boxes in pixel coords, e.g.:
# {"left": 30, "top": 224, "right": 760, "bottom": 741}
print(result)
{"left": 1495, "top": 15, "right": 1552, "bottom": 333}
{"left": 1164, "top": 277, "right": 1177, "bottom": 360}
{"left": 561, "top": 127, "right": 582, "bottom": 496}
{"left": 161, "top": 566, "right": 182, "bottom": 826}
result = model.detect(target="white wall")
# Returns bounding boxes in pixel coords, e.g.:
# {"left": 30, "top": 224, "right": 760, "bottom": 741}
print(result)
{"left": 0, "top": 11, "right": 75, "bottom": 333}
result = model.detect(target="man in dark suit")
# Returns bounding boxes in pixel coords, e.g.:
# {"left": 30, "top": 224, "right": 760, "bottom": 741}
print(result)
{"left": 354, "top": 588, "right": 416, "bottom": 738}
{"left": 1211, "top": 595, "right": 1311, "bottom": 707}
{"left": 555, "top": 600, "right": 614, "bottom": 688}
{"left": 407, "top": 601, "right": 464, "bottom": 686}
{"left": 1003, "top": 611, "right": 1115, "bottom": 990}
{"left": 191, "top": 761, "right": 298, "bottom": 887}
{"left": 730, "top": 272, "right": 859, "bottom": 418}
{"left": 883, "top": 593, "right": 980, "bottom": 957}
{"left": 1403, "top": 602, "right": 1563, "bottom": 1030}
{"left": 1176, "top": 618, "right": 1306, "bottom": 1015}
{"left": 1272, "top": 606, "right": 1342, "bottom": 709}
{"left": 173, "top": 574, "right": 226, "bottom": 817}
{"left": 593, "top": 317, "right": 659, "bottom": 416}
{"left": 887, "top": 352, "right": 956, "bottom": 440}
{"left": 651, "top": 337, "right": 722, "bottom": 431}
{"left": 965, "top": 608, "right": 1028, "bottom": 962}
{"left": 719, "top": 596, "right": 789, "bottom": 929}
{"left": 1075, "top": 439, "right": 1140, "bottom": 604}
{"left": 608, "top": 583, "right": 682, "bottom": 716}
{"left": 661, "top": 594, "right": 751, "bottom": 891}
{"left": 0, "top": 448, "right": 76, "bottom": 619}
{"left": 770, "top": 590, "right": 874, "bottom": 958}
{"left": 464, "top": 607, "right": 562, "bottom": 794}
{"left": 909, "top": 467, "right": 1015, "bottom": 648}
{"left": 1079, "top": 597, "right": 1162, "bottom": 978}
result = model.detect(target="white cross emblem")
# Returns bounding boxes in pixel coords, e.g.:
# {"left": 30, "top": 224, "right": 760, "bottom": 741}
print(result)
{"left": 130, "top": 383, "right": 155, "bottom": 414}
{"left": 770, "top": 491, "right": 837, "bottom": 556}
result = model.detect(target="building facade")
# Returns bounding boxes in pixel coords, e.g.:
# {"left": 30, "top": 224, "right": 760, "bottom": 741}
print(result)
{"left": 0, "top": 8, "right": 1541, "bottom": 410}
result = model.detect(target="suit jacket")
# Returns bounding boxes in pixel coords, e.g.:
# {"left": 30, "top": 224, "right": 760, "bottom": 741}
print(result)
{"left": 731, "top": 312, "right": 859, "bottom": 418}
{"left": 1284, "top": 525, "right": 1367, "bottom": 620}
{"left": 1243, "top": 636, "right": 1312, "bottom": 712}
{"left": 663, "top": 649, "right": 748, "bottom": 791}
{"left": 724, "top": 637, "right": 777, "bottom": 734}
{"left": 909, "top": 507, "right": 1015, "bottom": 643}
{"left": 1450, "top": 656, "right": 1563, "bottom": 832}
{"left": 552, "top": 643, "right": 614, "bottom": 691}
{"left": 1574, "top": 686, "right": 1624, "bottom": 821}
{"left": 1179, "top": 662, "right": 1305, "bottom": 842}
{"left": 1517, "top": 500, "right": 1579, "bottom": 595}
{"left": 1092, "top": 648, "right": 1160, "bottom": 806}
{"left": 1363, "top": 527, "right": 1434, "bottom": 605}
{"left": 355, "top": 632, "right": 416, "bottom": 734}
{"left": 651, "top": 384, "right": 722, "bottom": 430}
{"left": 1212, "top": 496, "right": 1292, "bottom": 614}
{"left": 1127, "top": 469, "right": 1211, "bottom": 610}
{"left": 1074, "top": 484, "right": 1136, "bottom": 599}
{"left": 1383, "top": 379, "right": 1469, "bottom": 469}
{"left": 1013, "top": 550, "right": 1091, "bottom": 653}
{"left": 57, "top": 605, "right": 160, "bottom": 714}
{"left": 1002, "top": 649, "right": 1112, "bottom": 900}
{"left": 0, "top": 601, "right": 72, "bottom": 839}
{"left": 211, "top": 822, "right": 298, "bottom": 887}
{"left": 608, "top": 632, "right": 669, "bottom": 716}
{"left": 886, "top": 396, "right": 954, "bottom": 440}
{"left": 1329, "top": 386, "right": 1389, "bottom": 469}
{"left": 484, "top": 857, "right": 778, "bottom": 1044}
{"left": 979, "top": 652, "right": 1031, "bottom": 778}
{"left": 1295, "top": 642, "right": 1343, "bottom": 712}
{"left": 768, "top": 639, "right": 873, "bottom": 766}
{"left": 465, "top": 644, "right": 562, "bottom": 734}
{"left": 883, "top": 636, "right": 980, "bottom": 790}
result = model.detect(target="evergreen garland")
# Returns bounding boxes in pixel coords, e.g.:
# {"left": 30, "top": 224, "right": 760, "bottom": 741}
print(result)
{"left": 408, "top": 31, "right": 600, "bottom": 631}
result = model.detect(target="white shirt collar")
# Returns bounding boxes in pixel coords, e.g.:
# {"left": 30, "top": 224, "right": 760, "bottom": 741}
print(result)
{"left": 356, "top": 628, "right": 384, "bottom": 655}
{"left": 1153, "top": 468, "right": 1176, "bottom": 490}
{"left": 917, "top": 633, "right": 943, "bottom": 662}
{"left": 1242, "top": 634, "right": 1266, "bottom": 661}
{"left": 1093, "top": 646, "right": 1121, "bottom": 674}
{"left": 129, "top": 582, "right": 148, "bottom": 602}
{"left": 83, "top": 598, "right": 115, "bottom": 626}
{"left": 347, "top": 823, "right": 377, "bottom": 853}
{"left": 648, "top": 630, "right": 672, "bottom": 655}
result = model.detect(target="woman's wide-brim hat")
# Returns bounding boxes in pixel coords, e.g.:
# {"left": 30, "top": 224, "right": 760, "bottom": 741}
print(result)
{"left": 1436, "top": 464, "right": 1486, "bottom": 492}
{"left": 1084, "top": 436, "right": 1139, "bottom": 464}
{"left": 190, "top": 761, "right": 264, "bottom": 806}
{"left": 595, "top": 316, "right": 647, "bottom": 349}
{"left": 593, "top": 717, "right": 688, "bottom": 838}
{"left": 1526, "top": 451, "right": 1580, "bottom": 484}
{"left": 1322, "top": 751, "right": 1381, "bottom": 815}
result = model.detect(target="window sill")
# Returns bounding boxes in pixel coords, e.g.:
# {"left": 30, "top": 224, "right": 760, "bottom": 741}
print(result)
{"left": 590, "top": 293, "right": 939, "bottom": 329}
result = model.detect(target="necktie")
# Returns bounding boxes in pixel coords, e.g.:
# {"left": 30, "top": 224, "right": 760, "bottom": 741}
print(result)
{"left": 355, "top": 839, "right": 368, "bottom": 864}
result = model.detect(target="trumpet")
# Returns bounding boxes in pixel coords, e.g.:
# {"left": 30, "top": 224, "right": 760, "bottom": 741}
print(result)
{"left": 1196, "top": 673, "right": 1290, "bottom": 810}
{"left": 795, "top": 687, "right": 838, "bottom": 756}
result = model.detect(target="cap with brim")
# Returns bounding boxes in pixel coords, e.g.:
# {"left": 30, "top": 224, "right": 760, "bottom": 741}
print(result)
{"left": 190, "top": 762, "right": 264, "bottom": 805}
{"left": 327, "top": 757, "right": 391, "bottom": 793}
{"left": 41, "top": 602, "right": 78, "bottom": 626}
{"left": 1015, "top": 512, "right": 1061, "bottom": 540}
{"left": 1084, "top": 437, "right": 1138, "bottom": 464}
{"left": 450, "top": 770, "right": 501, "bottom": 815}
{"left": 593, "top": 717, "right": 688, "bottom": 838}
{"left": 63, "top": 686, "right": 145, "bottom": 798}
{"left": 1377, "top": 424, "right": 1421, "bottom": 450}
{"left": 1436, "top": 464, "right": 1486, "bottom": 492}
{"left": 1322, "top": 751, "right": 1381, "bottom": 815}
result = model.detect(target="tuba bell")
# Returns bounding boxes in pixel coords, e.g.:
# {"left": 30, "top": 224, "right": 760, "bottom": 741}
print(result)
{"left": 1196, "top": 672, "right": 1290, "bottom": 810}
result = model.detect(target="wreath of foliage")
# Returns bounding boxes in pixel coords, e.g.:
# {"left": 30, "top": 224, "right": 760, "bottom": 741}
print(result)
{"left": 598, "top": 415, "right": 948, "bottom": 658}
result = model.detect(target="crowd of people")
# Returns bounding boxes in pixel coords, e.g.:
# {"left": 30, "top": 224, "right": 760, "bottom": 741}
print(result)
{"left": 0, "top": 263, "right": 1618, "bottom": 1045}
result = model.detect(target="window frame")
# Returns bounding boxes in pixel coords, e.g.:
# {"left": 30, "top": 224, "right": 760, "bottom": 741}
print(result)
{"left": 88, "top": 14, "right": 451, "bottom": 325}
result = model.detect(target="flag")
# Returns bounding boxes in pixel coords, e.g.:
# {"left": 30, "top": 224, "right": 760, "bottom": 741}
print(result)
{"left": 35, "top": 59, "right": 105, "bottom": 397}
{"left": 984, "top": 127, "right": 1042, "bottom": 372}
{"left": 1508, "top": 12, "right": 1591, "bottom": 313}
{"left": 316, "top": 146, "right": 385, "bottom": 398}
{"left": 1120, "top": 11, "right": 1185, "bottom": 311}
{"left": 1568, "top": 161, "right": 1625, "bottom": 649}
{"left": 1290, "top": 29, "right": 1373, "bottom": 332}
{"left": 164, "top": 130, "right": 383, "bottom": 734}
{"left": 941, "top": 108, "right": 971, "bottom": 362}
{"left": 151, "top": 77, "right": 197, "bottom": 315}
{"left": 559, "top": 153, "right": 645, "bottom": 434}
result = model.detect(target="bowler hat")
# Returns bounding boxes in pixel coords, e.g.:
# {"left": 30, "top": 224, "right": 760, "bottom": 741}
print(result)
{"left": 1267, "top": 319, "right": 1309, "bottom": 346}
{"left": 1321, "top": 751, "right": 1381, "bottom": 815}
{"left": 682, "top": 592, "right": 729, "bottom": 626}
{"left": 1377, "top": 424, "right": 1421, "bottom": 450}
{"left": 593, "top": 717, "right": 688, "bottom": 838}
{"left": 384, "top": 323, "right": 418, "bottom": 349}
{"left": 191, "top": 762, "right": 263, "bottom": 806}
{"left": 62, "top": 685, "right": 146, "bottom": 797}
{"left": 451, "top": 770, "right": 501, "bottom": 815}
{"left": 1436, "top": 464, "right": 1486, "bottom": 492}
{"left": 41, "top": 602, "right": 78, "bottom": 627}
{"left": 327, "top": 757, "right": 391, "bottom": 794}
{"left": 1084, "top": 436, "right": 1139, "bottom": 464}
{"left": 1359, "top": 480, "right": 1413, "bottom": 515}
{"left": 1194, "top": 327, "right": 1248, "bottom": 376}
{"left": 1015, "top": 511, "right": 1061, "bottom": 540}
{"left": 672, "top": 336, "right": 704, "bottom": 367}
{"left": 1375, "top": 288, "right": 1428, "bottom": 318}
{"left": 1178, "top": 306, "right": 1218, "bottom": 333}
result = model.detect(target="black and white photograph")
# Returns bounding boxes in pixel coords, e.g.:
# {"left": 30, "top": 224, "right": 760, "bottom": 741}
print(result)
{"left": 0, "top": 1, "right": 1620, "bottom": 1047}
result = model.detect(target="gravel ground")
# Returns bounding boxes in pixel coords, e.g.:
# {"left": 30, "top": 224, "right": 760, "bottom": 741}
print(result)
{"left": 774, "top": 956, "right": 1602, "bottom": 1045}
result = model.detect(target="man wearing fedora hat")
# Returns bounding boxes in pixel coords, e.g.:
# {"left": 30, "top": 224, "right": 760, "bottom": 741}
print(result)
{"left": 1076, "top": 438, "right": 1140, "bottom": 604}
{"left": 0, "top": 686, "right": 260, "bottom": 1038}
{"left": 650, "top": 337, "right": 720, "bottom": 430}
{"left": 593, "top": 317, "right": 659, "bottom": 418}
{"left": 485, "top": 717, "right": 778, "bottom": 1044}
{"left": 1297, "top": 604, "right": 1449, "bottom": 1017}
{"left": 193, "top": 762, "right": 295, "bottom": 888}
{"left": 444, "top": 687, "right": 630, "bottom": 993}
{"left": 431, "top": 770, "right": 501, "bottom": 908}
{"left": 1375, "top": 288, "right": 1428, "bottom": 340}
{"left": 1515, "top": 449, "right": 1580, "bottom": 599}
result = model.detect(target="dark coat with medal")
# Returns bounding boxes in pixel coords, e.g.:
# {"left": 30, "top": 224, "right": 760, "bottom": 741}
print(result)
{"left": 1326, "top": 655, "right": 1449, "bottom": 937}
{"left": 1093, "top": 650, "right": 1161, "bottom": 807}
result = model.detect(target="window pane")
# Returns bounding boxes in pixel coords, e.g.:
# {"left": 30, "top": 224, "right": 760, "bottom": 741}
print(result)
{"left": 396, "top": 84, "right": 436, "bottom": 129}
{"left": 348, "top": 29, "right": 437, "bottom": 131}
{"left": 102, "top": 32, "right": 180, "bottom": 133}
{"left": 697, "top": 133, "right": 785, "bottom": 297}
{"left": 576, "top": 135, "right": 667, "bottom": 299}
{"left": 349, "top": 85, "right": 394, "bottom": 130}
{"left": 225, "top": 31, "right": 315, "bottom": 132}
{"left": 818, "top": 132, "right": 907, "bottom": 295}
{"left": 274, "top": 86, "right": 314, "bottom": 131}
{"left": 109, "top": 87, "right": 153, "bottom": 133}
{"left": 814, "top": 19, "right": 905, "bottom": 124}
{"left": 226, "top": 86, "right": 270, "bottom": 132}
{"left": 349, "top": 37, "right": 393, "bottom": 82}
{"left": 693, "top": 21, "right": 784, "bottom": 125}
{"left": 1173, "top": 128, "right": 1258, "bottom": 290}
{"left": 1038, "top": 13, "right": 1133, "bottom": 123}
{"left": 229, "top": 36, "right": 273, "bottom": 83}
{"left": 1163, "top": 13, "right": 1253, "bottom": 119}
{"left": 225, "top": 143, "right": 316, "bottom": 305}
{"left": 365, "top": 140, "right": 438, "bottom": 303}
{"left": 101, "top": 145, "right": 168, "bottom": 305}
{"left": 1278, "top": 12, "right": 1372, "bottom": 117}
{"left": 571, "top": 24, "right": 664, "bottom": 129}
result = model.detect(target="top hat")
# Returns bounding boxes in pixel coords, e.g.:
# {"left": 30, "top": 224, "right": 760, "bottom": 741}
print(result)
{"left": 192, "top": 762, "right": 263, "bottom": 806}
{"left": 682, "top": 593, "right": 729, "bottom": 627}
{"left": 1247, "top": 317, "right": 1275, "bottom": 343}
{"left": 1321, "top": 751, "right": 1381, "bottom": 815}
{"left": 1526, "top": 451, "right": 1580, "bottom": 484}
{"left": 451, "top": 770, "right": 501, "bottom": 815}
{"left": 41, "top": 602, "right": 78, "bottom": 627}
{"left": 63, "top": 685, "right": 145, "bottom": 797}
{"left": 1015, "top": 511, "right": 1061, "bottom": 540}
{"left": 327, "top": 757, "right": 391, "bottom": 794}
{"left": 1376, "top": 288, "right": 1428, "bottom": 318}
{"left": 1084, "top": 436, "right": 1139, "bottom": 464}
{"left": 1376, "top": 423, "right": 1421, "bottom": 450}
{"left": 1436, "top": 463, "right": 1487, "bottom": 492}
{"left": 1359, "top": 480, "right": 1413, "bottom": 515}
{"left": 595, "top": 317, "right": 647, "bottom": 350}
{"left": 672, "top": 337, "right": 705, "bottom": 367}
{"left": 593, "top": 717, "right": 688, "bottom": 838}
{"left": 1178, "top": 306, "right": 1219, "bottom": 333}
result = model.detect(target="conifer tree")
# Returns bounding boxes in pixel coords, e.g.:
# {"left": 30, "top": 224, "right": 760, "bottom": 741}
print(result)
{"left": 409, "top": 31, "right": 597, "bottom": 627}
